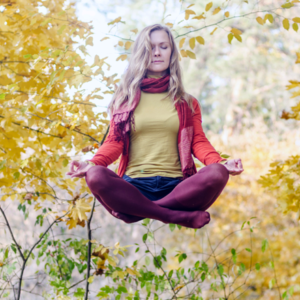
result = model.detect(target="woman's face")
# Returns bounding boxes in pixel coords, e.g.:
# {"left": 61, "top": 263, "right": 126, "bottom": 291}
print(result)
{"left": 146, "top": 30, "right": 172, "bottom": 77}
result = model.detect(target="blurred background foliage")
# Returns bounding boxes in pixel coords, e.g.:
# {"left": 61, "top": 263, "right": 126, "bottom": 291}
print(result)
{"left": 0, "top": 0, "right": 300, "bottom": 299}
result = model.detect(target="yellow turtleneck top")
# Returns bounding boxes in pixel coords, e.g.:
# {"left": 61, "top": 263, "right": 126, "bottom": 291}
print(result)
{"left": 124, "top": 74, "right": 183, "bottom": 178}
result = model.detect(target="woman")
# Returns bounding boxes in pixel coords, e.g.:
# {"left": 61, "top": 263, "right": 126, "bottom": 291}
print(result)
{"left": 66, "top": 24, "right": 243, "bottom": 229}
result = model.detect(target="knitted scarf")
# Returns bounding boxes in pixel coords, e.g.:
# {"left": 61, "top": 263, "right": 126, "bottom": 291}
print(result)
{"left": 112, "top": 74, "right": 197, "bottom": 179}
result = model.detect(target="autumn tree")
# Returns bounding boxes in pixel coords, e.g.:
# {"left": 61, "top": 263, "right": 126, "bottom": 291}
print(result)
{"left": 1, "top": 0, "right": 300, "bottom": 299}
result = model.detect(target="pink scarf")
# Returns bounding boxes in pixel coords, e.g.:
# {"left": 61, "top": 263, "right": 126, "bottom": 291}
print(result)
{"left": 112, "top": 74, "right": 197, "bottom": 179}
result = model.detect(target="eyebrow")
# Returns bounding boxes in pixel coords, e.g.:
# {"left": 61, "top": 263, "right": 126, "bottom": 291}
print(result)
{"left": 151, "top": 42, "right": 169, "bottom": 45}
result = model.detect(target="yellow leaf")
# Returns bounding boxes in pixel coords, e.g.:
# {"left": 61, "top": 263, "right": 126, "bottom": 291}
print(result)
{"left": 174, "top": 284, "right": 185, "bottom": 291}
{"left": 87, "top": 275, "right": 94, "bottom": 283}
{"left": 283, "top": 19, "right": 290, "bottom": 30}
{"left": 185, "top": 9, "right": 196, "bottom": 20}
{"left": 118, "top": 41, "right": 124, "bottom": 46}
{"left": 189, "top": 37, "right": 195, "bottom": 49}
{"left": 293, "top": 23, "right": 299, "bottom": 32}
{"left": 187, "top": 4, "right": 195, "bottom": 8}
{"left": 131, "top": 28, "right": 138, "bottom": 34}
{"left": 186, "top": 50, "right": 196, "bottom": 59}
{"left": 292, "top": 17, "right": 300, "bottom": 23}
{"left": 256, "top": 17, "right": 264, "bottom": 25}
{"left": 66, "top": 218, "right": 77, "bottom": 230}
{"left": 69, "top": 199, "right": 91, "bottom": 222}
{"left": 196, "top": 36, "right": 205, "bottom": 45}
{"left": 210, "top": 27, "right": 218, "bottom": 35}
{"left": 108, "top": 16, "right": 121, "bottom": 25}
{"left": 282, "top": 2, "right": 293, "bottom": 8}
{"left": 296, "top": 52, "right": 300, "bottom": 64}
{"left": 179, "top": 38, "right": 185, "bottom": 48}
{"left": 231, "top": 28, "right": 242, "bottom": 35}
{"left": 224, "top": 11, "right": 230, "bottom": 17}
{"left": 126, "top": 267, "right": 140, "bottom": 276}
{"left": 125, "top": 41, "right": 132, "bottom": 50}
{"left": 116, "top": 54, "right": 127, "bottom": 61}
{"left": 180, "top": 49, "right": 187, "bottom": 57}
{"left": 192, "top": 13, "right": 205, "bottom": 20}
{"left": 212, "top": 7, "right": 221, "bottom": 15}
{"left": 100, "top": 37, "right": 110, "bottom": 41}
{"left": 205, "top": 2, "right": 213, "bottom": 11}
{"left": 228, "top": 33, "right": 234, "bottom": 44}
{"left": 165, "top": 23, "right": 173, "bottom": 28}
{"left": 267, "top": 14, "right": 274, "bottom": 23}
{"left": 86, "top": 36, "right": 93, "bottom": 46}
{"left": 234, "top": 34, "right": 242, "bottom": 42}
{"left": 34, "top": 203, "right": 42, "bottom": 211}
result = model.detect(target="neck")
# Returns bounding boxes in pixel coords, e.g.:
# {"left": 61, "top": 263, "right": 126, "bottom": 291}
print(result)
{"left": 146, "top": 69, "right": 168, "bottom": 77}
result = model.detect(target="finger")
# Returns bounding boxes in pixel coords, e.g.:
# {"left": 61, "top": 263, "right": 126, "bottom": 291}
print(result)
{"left": 70, "top": 160, "right": 79, "bottom": 172}
{"left": 237, "top": 159, "right": 243, "bottom": 170}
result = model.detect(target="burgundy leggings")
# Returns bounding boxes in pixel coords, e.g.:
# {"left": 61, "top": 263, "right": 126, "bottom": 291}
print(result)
{"left": 85, "top": 163, "right": 229, "bottom": 229}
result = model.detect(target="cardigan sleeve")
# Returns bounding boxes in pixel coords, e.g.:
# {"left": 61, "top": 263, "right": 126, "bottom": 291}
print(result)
{"left": 87, "top": 119, "right": 124, "bottom": 167}
{"left": 191, "top": 98, "right": 227, "bottom": 166}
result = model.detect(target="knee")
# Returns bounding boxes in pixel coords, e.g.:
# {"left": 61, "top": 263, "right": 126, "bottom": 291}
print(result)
{"left": 205, "top": 163, "right": 229, "bottom": 188}
{"left": 86, "top": 166, "right": 110, "bottom": 191}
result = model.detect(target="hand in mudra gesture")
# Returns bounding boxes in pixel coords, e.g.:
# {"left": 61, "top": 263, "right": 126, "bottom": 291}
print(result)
{"left": 223, "top": 158, "right": 243, "bottom": 176}
{"left": 66, "top": 160, "right": 94, "bottom": 178}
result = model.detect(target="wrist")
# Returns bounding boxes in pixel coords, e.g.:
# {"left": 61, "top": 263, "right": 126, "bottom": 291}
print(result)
{"left": 84, "top": 160, "right": 96, "bottom": 167}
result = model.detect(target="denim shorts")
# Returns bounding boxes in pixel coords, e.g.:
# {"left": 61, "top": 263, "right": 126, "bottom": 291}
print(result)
{"left": 122, "top": 174, "right": 183, "bottom": 201}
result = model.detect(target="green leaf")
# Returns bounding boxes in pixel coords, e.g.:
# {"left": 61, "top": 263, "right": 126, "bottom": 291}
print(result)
{"left": 145, "top": 256, "right": 150, "bottom": 266}
{"left": 245, "top": 248, "right": 252, "bottom": 252}
{"left": 255, "top": 263, "right": 260, "bottom": 271}
{"left": 142, "top": 218, "right": 150, "bottom": 226}
{"left": 262, "top": 239, "right": 268, "bottom": 253}
{"left": 23, "top": 54, "right": 32, "bottom": 59}
{"left": 231, "top": 248, "right": 237, "bottom": 263}
{"left": 217, "top": 264, "right": 224, "bottom": 276}
{"left": 240, "top": 262, "right": 246, "bottom": 272}
{"left": 169, "top": 223, "right": 175, "bottom": 231}
{"left": 142, "top": 233, "right": 148, "bottom": 242}
{"left": 0, "top": 93, "right": 5, "bottom": 100}
{"left": 74, "top": 288, "right": 85, "bottom": 298}
{"left": 178, "top": 253, "right": 187, "bottom": 263}
{"left": 4, "top": 248, "right": 9, "bottom": 261}
{"left": 269, "top": 278, "right": 275, "bottom": 289}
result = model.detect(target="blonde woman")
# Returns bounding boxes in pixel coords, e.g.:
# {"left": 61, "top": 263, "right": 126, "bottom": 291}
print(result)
{"left": 67, "top": 24, "right": 243, "bottom": 228}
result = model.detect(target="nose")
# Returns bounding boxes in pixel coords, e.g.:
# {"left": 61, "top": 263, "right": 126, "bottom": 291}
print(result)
{"left": 153, "top": 46, "right": 161, "bottom": 57}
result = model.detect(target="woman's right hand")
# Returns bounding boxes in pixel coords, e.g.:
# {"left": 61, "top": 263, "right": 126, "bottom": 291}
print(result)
{"left": 66, "top": 160, "right": 94, "bottom": 178}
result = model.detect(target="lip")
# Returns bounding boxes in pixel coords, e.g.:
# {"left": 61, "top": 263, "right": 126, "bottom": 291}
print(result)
{"left": 152, "top": 61, "right": 163, "bottom": 63}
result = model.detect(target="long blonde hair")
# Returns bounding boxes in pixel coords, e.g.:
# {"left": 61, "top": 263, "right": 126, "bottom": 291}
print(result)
{"left": 108, "top": 24, "right": 194, "bottom": 115}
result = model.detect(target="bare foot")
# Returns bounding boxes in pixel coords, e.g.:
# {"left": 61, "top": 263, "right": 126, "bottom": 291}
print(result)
{"left": 112, "top": 211, "right": 144, "bottom": 224}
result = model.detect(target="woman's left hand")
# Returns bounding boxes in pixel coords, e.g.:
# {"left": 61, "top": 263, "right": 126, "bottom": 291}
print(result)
{"left": 223, "top": 159, "right": 244, "bottom": 176}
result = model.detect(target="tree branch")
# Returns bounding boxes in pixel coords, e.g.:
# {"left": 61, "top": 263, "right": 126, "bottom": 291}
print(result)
{"left": 84, "top": 198, "right": 96, "bottom": 300}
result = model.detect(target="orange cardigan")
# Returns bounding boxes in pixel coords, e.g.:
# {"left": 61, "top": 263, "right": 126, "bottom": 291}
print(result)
{"left": 89, "top": 98, "right": 226, "bottom": 178}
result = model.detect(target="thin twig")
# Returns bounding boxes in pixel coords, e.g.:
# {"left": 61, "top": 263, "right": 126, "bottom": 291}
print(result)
{"left": 84, "top": 198, "right": 96, "bottom": 300}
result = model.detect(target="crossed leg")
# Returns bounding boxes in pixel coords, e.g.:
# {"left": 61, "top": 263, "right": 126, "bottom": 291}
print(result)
{"left": 109, "top": 163, "right": 229, "bottom": 223}
{"left": 85, "top": 166, "right": 211, "bottom": 229}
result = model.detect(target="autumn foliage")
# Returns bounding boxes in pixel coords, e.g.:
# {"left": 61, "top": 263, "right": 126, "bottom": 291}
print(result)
{"left": 1, "top": 0, "right": 300, "bottom": 299}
